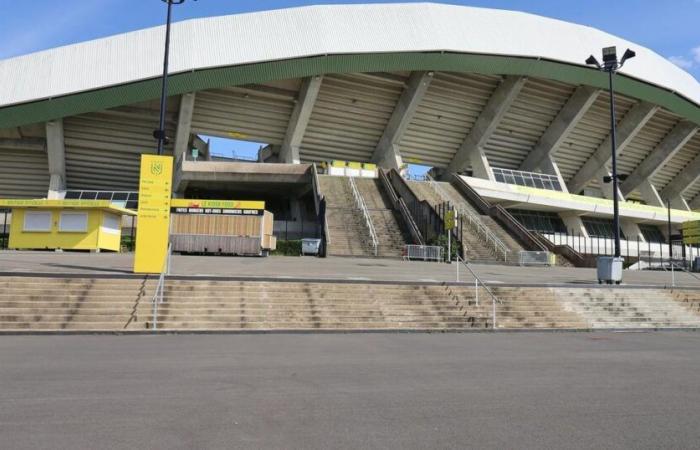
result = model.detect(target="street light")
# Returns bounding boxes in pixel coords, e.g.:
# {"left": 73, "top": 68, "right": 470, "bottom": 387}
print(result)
{"left": 154, "top": 0, "right": 192, "bottom": 155}
{"left": 585, "top": 46, "right": 635, "bottom": 259}
{"left": 586, "top": 46, "right": 635, "bottom": 284}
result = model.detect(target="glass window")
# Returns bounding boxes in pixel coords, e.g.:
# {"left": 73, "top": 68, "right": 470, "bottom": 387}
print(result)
{"left": 96, "top": 192, "right": 112, "bottom": 200}
{"left": 80, "top": 191, "right": 97, "bottom": 200}
{"left": 64, "top": 191, "right": 81, "bottom": 199}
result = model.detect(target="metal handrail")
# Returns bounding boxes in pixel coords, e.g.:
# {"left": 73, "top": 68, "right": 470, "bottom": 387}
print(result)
{"left": 426, "top": 173, "right": 510, "bottom": 261}
{"left": 456, "top": 254, "right": 502, "bottom": 329}
{"left": 348, "top": 176, "right": 378, "bottom": 256}
{"left": 151, "top": 242, "right": 172, "bottom": 331}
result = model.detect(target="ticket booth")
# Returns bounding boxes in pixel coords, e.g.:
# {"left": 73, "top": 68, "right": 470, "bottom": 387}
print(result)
{"left": 0, "top": 199, "right": 136, "bottom": 252}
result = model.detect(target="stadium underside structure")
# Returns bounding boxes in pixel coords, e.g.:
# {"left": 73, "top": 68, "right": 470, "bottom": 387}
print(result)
{"left": 1, "top": 3, "right": 699, "bottom": 255}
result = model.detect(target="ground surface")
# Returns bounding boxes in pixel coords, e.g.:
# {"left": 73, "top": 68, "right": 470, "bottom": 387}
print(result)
{"left": 1, "top": 332, "right": 699, "bottom": 449}
{"left": 1, "top": 251, "right": 697, "bottom": 287}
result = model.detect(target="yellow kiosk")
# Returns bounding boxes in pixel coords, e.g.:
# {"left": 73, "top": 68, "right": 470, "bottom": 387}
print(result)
{"left": 0, "top": 199, "right": 136, "bottom": 252}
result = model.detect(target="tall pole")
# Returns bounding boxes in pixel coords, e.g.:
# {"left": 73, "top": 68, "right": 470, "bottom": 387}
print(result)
{"left": 608, "top": 68, "right": 621, "bottom": 258}
{"left": 156, "top": 0, "right": 176, "bottom": 155}
{"left": 667, "top": 198, "right": 673, "bottom": 263}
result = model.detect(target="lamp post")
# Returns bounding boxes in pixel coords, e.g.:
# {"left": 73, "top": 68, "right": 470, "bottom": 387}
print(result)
{"left": 154, "top": 0, "right": 190, "bottom": 155}
{"left": 586, "top": 46, "right": 635, "bottom": 283}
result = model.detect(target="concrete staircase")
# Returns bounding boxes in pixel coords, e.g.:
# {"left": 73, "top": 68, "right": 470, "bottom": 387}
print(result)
{"left": 556, "top": 288, "right": 700, "bottom": 328}
{"left": 491, "top": 287, "right": 588, "bottom": 329}
{"left": 354, "top": 178, "right": 409, "bottom": 258}
{"left": 319, "top": 175, "right": 375, "bottom": 257}
{"left": 144, "top": 280, "right": 490, "bottom": 330}
{"left": 0, "top": 276, "right": 153, "bottom": 330}
{"left": 319, "top": 175, "right": 409, "bottom": 258}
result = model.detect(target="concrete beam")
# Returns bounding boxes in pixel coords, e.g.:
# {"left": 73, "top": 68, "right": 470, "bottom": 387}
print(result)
{"left": 45, "top": 119, "right": 66, "bottom": 198}
{"left": 659, "top": 151, "right": 700, "bottom": 205}
{"left": 372, "top": 71, "right": 433, "bottom": 170}
{"left": 519, "top": 85, "right": 600, "bottom": 172}
{"left": 689, "top": 194, "right": 700, "bottom": 210}
{"left": 279, "top": 76, "right": 323, "bottom": 164}
{"left": 567, "top": 102, "right": 659, "bottom": 194}
{"left": 620, "top": 121, "right": 697, "bottom": 196}
{"left": 620, "top": 219, "right": 645, "bottom": 243}
{"left": 637, "top": 179, "right": 664, "bottom": 208}
{"left": 174, "top": 92, "right": 196, "bottom": 163}
{"left": 539, "top": 156, "right": 569, "bottom": 193}
{"left": 560, "top": 212, "right": 589, "bottom": 238}
{"left": 447, "top": 76, "right": 527, "bottom": 176}
{"left": 0, "top": 138, "right": 46, "bottom": 152}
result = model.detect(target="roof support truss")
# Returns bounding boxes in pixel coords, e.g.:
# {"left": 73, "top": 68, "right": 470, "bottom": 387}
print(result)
{"left": 174, "top": 92, "right": 196, "bottom": 163}
{"left": 659, "top": 151, "right": 700, "bottom": 206}
{"left": 619, "top": 121, "right": 697, "bottom": 196}
{"left": 567, "top": 101, "right": 659, "bottom": 194}
{"left": 447, "top": 76, "right": 527, "bottom": 176}
{"left": 372, "top": 71, "right": 433, "bottom": 170}
{"left": 279, "top": 76, "right": 323, "bottom": 164}
{"left": 519, "top": 85, "right": 600, "bottom": 172}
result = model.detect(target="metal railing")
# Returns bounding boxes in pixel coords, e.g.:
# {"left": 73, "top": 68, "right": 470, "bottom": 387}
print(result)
{"left": 348, "top": 176, "right": 378, "bottom": 256}
{"left": 518, "top": 250, "right": 553, "bottom": 266}
{"left": 426, "top": 173, "right": 509, "bottom": 262}
{"left": 151, "top": 242, "right": 172, "bottom": 331}
{"left": 403, "top": 244, "right": 443, "bottom": 262}
{"left": 455, "top": 255, "right": 502, "bottom": 329}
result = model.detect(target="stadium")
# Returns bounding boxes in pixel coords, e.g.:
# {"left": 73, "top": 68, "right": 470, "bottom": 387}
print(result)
{"left": 1, "top": 3, "right": 700, "bottom": 266}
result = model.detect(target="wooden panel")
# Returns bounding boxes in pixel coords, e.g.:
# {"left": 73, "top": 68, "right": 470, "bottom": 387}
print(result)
{"left": 170, "top": 214, "right": 262, "bottom": 237}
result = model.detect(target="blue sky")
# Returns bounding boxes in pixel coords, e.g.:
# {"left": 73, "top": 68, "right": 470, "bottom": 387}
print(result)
{"left": 1, "top": 0, "right": 698, "bottom": 165}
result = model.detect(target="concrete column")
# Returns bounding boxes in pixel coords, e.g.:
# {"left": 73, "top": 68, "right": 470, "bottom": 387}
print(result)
{"left": 560, "top": 212, "right": 589, "bottom": 238}
{"left": 174, "top": 92, "right": 196, "bottom": 163}
{"left": 637, "top": 180, "right": 664, "bottom": 208}
{"left": 568, "top": 102, "right": 658, "bottom": 194}
{"left": 372, "top": 71, "right": 433, "bottom": 170}
{"left": 539, "top": 156, "right": 569, "bottom": 193}
{"left": 45, "top": 119, "right": 66, "bottom": 199}
{"left": 620, "top": 219, "right": 646, "bottom": 243}
{"left": 280, "top": 76, "right": 323, "bottom": 164}
{"left": 447, "top": 76, "right": 526, "bottom": 174}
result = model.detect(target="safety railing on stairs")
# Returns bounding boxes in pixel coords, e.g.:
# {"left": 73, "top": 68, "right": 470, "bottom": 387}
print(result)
{"left": 378, "top": 170, "right": 424, "bottom": 245}
{"left": 426, "top": 173, "right": 509, "bottom": 262}
{"left": 455, "top": 255, "right": 502, "bottom": 329}
{"left": 151, "top": 242, "right": 172, "bottom": 331}
{"left": 349, "top": 176, "right": 378, "bottom": 256}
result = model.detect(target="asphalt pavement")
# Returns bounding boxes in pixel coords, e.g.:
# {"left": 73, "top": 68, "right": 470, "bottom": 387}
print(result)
{"left": 1, "top": 332, "right": 700, "bottom": 449}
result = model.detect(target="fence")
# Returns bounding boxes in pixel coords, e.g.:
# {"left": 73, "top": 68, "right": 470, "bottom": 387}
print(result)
{"left": 403, "top": 245, "right": 443, "bottom": 262}
{"left": 518, "top": 251, "right": 553, "bottom": 266}
{"left": 0, "top": 209, "right": 8, "bottom": 250}
{"left": 539, "top": 230, "right": 699, "bottom": 269}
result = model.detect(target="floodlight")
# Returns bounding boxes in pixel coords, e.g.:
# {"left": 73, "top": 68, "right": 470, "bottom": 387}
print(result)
{"left": 620, "top": 49, "right": 636, "bottom": 65}
{"left": 585, "top": 55, "right": 601, "bottom": 68}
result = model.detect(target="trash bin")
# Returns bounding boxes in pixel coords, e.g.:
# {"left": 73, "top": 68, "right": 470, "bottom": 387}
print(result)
{"left": 301, "top": 238, "right": 322, "bottom": 256}
{"left": 597, "top": 256, "right": 624, "bottom": 284}
{"left": 693, "top": 257, "right": 700, "bottom": 273}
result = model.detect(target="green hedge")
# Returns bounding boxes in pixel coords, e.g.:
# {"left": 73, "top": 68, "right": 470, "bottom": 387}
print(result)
{"left": 271, "top": 240, "right": 302, "bottom": 256}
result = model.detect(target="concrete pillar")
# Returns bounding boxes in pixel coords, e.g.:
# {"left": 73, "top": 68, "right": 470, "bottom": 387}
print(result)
{"left": 560, "top": 212, "right": 589, "bottom": 238}
{"left": 174, "top": 92, "right": 196, "bottom": 163}
{"left": 637, "top": 180, "right": 664, "bottom": 208}
{"left": 621, "top": 219, "right": 645, "bottom": 243}
{"left": 372, "top": 71, "right": 433, "bottom": 171}
{"left": 280, "top": 76, "right": 323, "bottom": 164}
{"left": 45, "top": 119, "right": 66, "bottom": 199}
{"left": 539, "top": 157, "right": 569, "bottom": 193}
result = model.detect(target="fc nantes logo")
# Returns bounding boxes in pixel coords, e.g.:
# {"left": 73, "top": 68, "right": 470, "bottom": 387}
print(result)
{"left": 150, "top": 161, "right": 164, "bottom": 176}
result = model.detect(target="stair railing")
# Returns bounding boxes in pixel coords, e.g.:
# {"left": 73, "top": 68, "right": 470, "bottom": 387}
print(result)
{"left": 349, "top": 176, "right": 378, "bottom": 256}
{"left": 151, "top": 242, "right": 172, "bottom": 331}
{"left": 455, "top": 255, "right": 501, "bottom": 329}
{"left": 426, "top": 173, "right": 509, "bottom": 262}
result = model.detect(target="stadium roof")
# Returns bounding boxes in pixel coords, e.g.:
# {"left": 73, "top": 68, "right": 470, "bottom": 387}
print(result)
{"left": 0, "top": 2, "right": 698, "bottom": 129}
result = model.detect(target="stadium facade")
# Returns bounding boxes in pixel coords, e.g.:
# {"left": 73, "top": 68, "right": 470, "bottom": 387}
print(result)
{"left": 1, "top": 2, "right": 700, "bottom": 249}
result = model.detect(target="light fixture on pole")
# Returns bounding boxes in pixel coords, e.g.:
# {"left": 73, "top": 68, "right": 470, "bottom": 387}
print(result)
{"left": 154, "top": 0, "right": 192, "bottom": 155}
{"left": 586, "top": 46, "right": 635, "bottom": 283}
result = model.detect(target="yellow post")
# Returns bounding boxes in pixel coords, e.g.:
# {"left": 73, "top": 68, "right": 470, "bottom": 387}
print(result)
{"left": 133, "top": 155, "right": 173, "bottom": 273}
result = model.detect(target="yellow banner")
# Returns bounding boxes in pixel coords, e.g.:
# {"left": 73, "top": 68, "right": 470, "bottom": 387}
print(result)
{"left": 133, "top": 155, "right": 173, "bottom": 274}
{"left": 170, "top": 199, "right": 265, "bottom": 210}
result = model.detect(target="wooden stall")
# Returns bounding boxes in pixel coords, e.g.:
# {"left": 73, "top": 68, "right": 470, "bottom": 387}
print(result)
{"left": 169, "top": 199, "right": 276, "bottom": 256}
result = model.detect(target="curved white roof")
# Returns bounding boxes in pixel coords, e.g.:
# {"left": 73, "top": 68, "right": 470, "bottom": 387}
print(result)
{"left": 1, "top": 2, "right": 698, "bottom": 109}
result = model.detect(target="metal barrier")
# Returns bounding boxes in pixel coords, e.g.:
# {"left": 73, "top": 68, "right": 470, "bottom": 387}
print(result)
{"left": 349, "top": 176, "right": 378, "bottom": 256}
{"left": 518, "top": 251, "right": 553, "bottom": 266}
{"left": 455, "top": 255, "right": 502, "bottom": 329}
{"left": 403, "top": 245, "right": 443, "bottom": 262}
{"left": 151, "top": 242, "right": 171, "bottom": 331}
{"left": 426, "top": 173, "right": 509, "bottom": 262}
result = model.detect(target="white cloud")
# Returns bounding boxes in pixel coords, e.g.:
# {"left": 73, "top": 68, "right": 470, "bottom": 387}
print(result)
{"left": 692, "top": 46, "right": 700, "bottom": 63}
{"left": 669, "top": 55, "right": 694, "bottom": 70}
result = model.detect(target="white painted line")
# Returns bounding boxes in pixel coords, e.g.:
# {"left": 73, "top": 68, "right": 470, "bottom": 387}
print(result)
{"left": 347, "top": 277, "right": 371, "bottom": 281}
